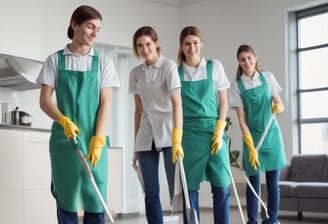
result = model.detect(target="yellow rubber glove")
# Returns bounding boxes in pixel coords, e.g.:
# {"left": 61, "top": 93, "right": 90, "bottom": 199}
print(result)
{"left": 86, "top": 136, "right": 106, "bottom": 167}
{"left": 242, "top": 133, "right": 260, "bottom": 170}
{"left": 272, "top": 103, "right": 284, "bottom": 114}
{"left": 211, "top": 120, "right": 227, "bottom": 155}
{"left": 58, "top": 115, "right": 80, "bottom": 140}
{"left": 172, "top": 128, "right": 184, "bottom": 163}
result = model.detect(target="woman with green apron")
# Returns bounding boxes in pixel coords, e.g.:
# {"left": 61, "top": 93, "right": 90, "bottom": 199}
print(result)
{"left": 37, "top": 5, "right": 119, "bottom": 224}
{"left": 177, "top": 26, "right": 231, "bottom": 224}
{"left": 229, "top": 45, "right": 286, "bottom": 224}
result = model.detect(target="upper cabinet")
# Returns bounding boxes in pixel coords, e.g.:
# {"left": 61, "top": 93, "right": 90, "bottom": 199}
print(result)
{"left": 0, "top": 54, "right": 43, "bottom": 91}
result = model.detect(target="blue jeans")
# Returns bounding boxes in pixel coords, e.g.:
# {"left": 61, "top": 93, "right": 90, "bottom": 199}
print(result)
{"left": 246, "top": 170, "right": 280, "bottom": 224}
{"left": 183, "top": 185, "right": 230, "bottom": 224}
{"left": 138, "top": 143, "right": 175, "bottom": 224}
{"left": 56, "top": 205, "right": 104, "bottom": 224}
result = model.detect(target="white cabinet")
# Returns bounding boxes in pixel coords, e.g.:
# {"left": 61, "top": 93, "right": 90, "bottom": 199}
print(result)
{"left": 0, "top": 129, "right": 24, "bottom": 224}
{"left": 0, "top": 129, "right": 24, "bottom": 191}
{"left": 107, "top": 147, "right": 123, "bottom": 214}
{"left": 0, "top": 128, "right": 56, "bottom": 224}
{"left": 23, "top": 131, "right": 57, "bottom": 224}
{"left": 0, "top": 128, "right": 125, "bottom": 223}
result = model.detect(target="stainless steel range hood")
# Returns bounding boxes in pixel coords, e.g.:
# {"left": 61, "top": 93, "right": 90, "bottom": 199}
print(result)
{"left": 0, "top": 54, "right": 43, "bottom": 90}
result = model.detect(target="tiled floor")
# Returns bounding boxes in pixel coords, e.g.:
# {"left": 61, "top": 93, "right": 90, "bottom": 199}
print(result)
{"left": 104, "top": 207, "right": 328, "bottom": 224}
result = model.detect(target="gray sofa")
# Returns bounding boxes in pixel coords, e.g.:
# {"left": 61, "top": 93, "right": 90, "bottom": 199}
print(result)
{"left": 279, "top": 154, "right": 328, "bottom": 218}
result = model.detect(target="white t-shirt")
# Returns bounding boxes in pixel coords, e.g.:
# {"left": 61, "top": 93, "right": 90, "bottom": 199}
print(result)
{"left": 181, "top": 57, "right": 230, "bottom": 91}
{"left": 36, "top": 45, "right": 120, "bottom": 90}
{"left": 229, "top": 71, "right": 282, "bottom": 108}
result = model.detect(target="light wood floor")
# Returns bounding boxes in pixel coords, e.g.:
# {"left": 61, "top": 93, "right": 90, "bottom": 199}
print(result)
{"left": 106, "top": 207, "right": 328, "bottom": 224}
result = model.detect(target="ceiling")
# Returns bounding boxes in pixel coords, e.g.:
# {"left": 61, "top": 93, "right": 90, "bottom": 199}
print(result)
{"left": 145, "top": 0, "right": 205, "bottom": 7}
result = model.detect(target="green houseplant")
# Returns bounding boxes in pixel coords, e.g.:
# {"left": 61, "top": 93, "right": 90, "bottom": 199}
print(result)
{"left": 225, "top": 117, "right": 242, "bottom": 169}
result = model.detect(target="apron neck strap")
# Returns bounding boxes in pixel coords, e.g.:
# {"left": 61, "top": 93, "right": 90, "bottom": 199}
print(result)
{"left": 178, "top": 59, "right": 213, "bottom": 81}
{"left": 57, "top": 49, "right": 65, "bottom": 70}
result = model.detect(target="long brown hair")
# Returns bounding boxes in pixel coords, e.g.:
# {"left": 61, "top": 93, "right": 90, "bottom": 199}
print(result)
{"left": 67, "top": 5, "right": 102, "bottom": 40}
{"left": 177, "top": 26, "right": 203, "bottom": 65}
{"left": 132, "top": 26, "right": 161, "bottom": 58}
{"left": 236, "top": 44, "right": 263, "bottom": 78}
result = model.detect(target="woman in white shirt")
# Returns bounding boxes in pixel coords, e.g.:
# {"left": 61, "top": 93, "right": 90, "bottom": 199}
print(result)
{"left": 128, "top": 26, "right": 183, "bottom": 224}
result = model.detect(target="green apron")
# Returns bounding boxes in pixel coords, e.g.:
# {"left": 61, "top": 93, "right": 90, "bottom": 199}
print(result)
{"left": 49, "top": 50, "right": 109, "bottom": 212}
{"left": 237, "top": 73, "right": 286, "bottom": 176}
{"left": 178, "top": 60, "right": 231, "bottom": 190}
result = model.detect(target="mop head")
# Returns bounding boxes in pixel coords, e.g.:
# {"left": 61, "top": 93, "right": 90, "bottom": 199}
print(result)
{"left": 163, "top": 215, "right": 180, "bottom": 223}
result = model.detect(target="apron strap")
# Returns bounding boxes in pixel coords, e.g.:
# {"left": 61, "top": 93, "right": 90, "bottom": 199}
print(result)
{"left": 57, "top": 49, "right": 65, "bottom": 70}
{"left": 178, "top": 64, "right": 184, "bottom": 81}
{"left": 91, "top": 50, "right": 99, "bottom": 72}
{"left": 178, "top": 59, "right": 214, "bottom": 81}
{"left": 206, "top": 59, "right": 213, "bottom": 81}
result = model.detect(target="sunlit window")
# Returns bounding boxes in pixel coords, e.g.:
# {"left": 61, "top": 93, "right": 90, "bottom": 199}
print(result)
{"left": 296, "top": 5, "right": 328, "bottom": 154}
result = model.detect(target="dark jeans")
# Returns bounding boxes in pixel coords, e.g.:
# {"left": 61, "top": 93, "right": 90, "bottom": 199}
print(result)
{"left": 138, "top": 144, "right": 175, "bottom": 224}
{"left": 183, "top": 185, "right": 230, "bottom": 224}
{"left": 246, "top": 170, "right": 280, "bottom": 224}
{"left": 56, "top": 205, "right": 104, "bottom": 224}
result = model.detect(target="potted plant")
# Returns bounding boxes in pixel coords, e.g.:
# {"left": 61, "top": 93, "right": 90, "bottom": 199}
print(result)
{"left": 225, "top": 117, "right": 242, "bottom": 169}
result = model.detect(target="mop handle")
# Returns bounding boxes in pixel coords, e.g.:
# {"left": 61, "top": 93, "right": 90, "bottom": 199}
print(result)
{"left": 244, "top": 114, "right": 275, "bottom": 220}
{"left": 256, "top": 114, "right": 275, "bottom": 151}
{"left": 230, "top": 169, "right": 246, "bottom": 224}
{"left": 177, "top": 156, "right": 191, "bottom": 209}
{"left": 223, "top": 163, "right": 246, "bottom": 224}
{"left": 72, "top": 138, "right": 115, "bottom": 224}
{"left": 242, "top": 171, "right": 269, "bottom": 219}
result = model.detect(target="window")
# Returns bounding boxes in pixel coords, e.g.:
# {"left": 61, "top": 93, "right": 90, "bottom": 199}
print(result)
{"left": 93, "top": 42, "right": 138, "bottom": 150}
{"left": 296, "top": 5, "right": 328, "bottom": 154}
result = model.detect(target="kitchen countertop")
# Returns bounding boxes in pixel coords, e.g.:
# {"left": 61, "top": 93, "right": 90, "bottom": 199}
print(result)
{"left": 0, "top": 124, "right": 50, "bottom": 132}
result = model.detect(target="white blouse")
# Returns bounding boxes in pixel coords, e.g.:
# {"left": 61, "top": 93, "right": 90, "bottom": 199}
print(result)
{"left": 229, "top": 71, "right": 282, "bottom": 109}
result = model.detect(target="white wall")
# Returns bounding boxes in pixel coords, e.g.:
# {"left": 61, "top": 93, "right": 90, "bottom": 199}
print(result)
{"left": 1, "top": 0, "right": 327, "bottom": 213}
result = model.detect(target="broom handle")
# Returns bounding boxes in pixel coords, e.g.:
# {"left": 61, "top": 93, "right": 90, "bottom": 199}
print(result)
{"left": 178, "top": 156, "right": 191, "bottom": 209}
{"left": 256, "top": 114, "right": 275, "bottom": 150}
{"left": 72, "top": 138, "right": 115, "bottom": 224}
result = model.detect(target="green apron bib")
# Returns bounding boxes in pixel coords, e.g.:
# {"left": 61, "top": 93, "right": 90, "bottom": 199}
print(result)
{"left": 49, "top": 50, "right": 109, "bottom": 212}
{"left": 237, "top": 73, "right": 286, "bottom": 176}
{"left": 178, "top": 60, "right": 231, "bottom": 190}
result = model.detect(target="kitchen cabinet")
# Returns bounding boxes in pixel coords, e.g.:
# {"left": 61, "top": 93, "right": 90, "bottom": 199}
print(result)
{"left": 0, "top": 129, "right": 56, "bottom": 224}
{"left": 0, "top": 128, "right": 123, "bottom": 223}
{"left": 107, "top": 147, "right": 123, "bottom": 214}
{"left": 23, "top": 131, "right": 56, "bottom": 224}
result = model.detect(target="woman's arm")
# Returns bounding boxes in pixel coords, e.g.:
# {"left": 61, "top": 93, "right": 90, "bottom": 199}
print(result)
{"left": 95, "top": 87, "right": 113, "bottom": 136}
{"left": 272, "top": 95, "right": 284, "bottom": 106}
{"left": 236, "top": 107, "right": 250, "bottom": 135}
{"left": 170, "top": 91, "right": 183, "bottom": 129}
{"left": 39, "top": 84, "right": 62, "bottom": 122}
{"left": 134, "top": 95, "right": 143, "bottom": 139}
{"left": 218, "top": 89, "right": 228, "bottom": 121}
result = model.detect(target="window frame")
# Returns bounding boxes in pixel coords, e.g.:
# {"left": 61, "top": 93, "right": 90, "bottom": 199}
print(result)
{"left": 296, "top": 4, "right": 328, "bottom": 153}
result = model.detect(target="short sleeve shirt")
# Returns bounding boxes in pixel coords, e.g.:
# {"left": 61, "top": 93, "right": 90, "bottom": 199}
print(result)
{"left": 182, "top": 57, "right": 230, "bottom": 91}
{"left": 129, "top": 55, "right": 181, "bottom": 151}
{"left": 229, "top": 71, "right": 282, "bottom": 108}
{"left": 36, "top": 45, "right": 120, "bottom": 90}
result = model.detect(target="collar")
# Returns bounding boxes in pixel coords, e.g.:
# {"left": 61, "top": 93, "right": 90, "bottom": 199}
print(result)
{"left": 241, "top": 70, "right": 260, "bottom": 81}
{"left": 142, "top": 55, "right": 164, "bottom": 71}
{"left": 63, "top": 44, "right": 94, "bottom": 56}
{"left": 182, "top": 56, "right": 206, "bottom": 71}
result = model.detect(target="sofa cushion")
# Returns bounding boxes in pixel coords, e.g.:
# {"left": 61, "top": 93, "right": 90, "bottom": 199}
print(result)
{"left": 289, "top": 154, "right": 328, "bottom": 182}
{"left": 279, "top": 181, "right": 297, "bottom": 197}
{"left": 294, "top": 182, "right": 328, "bottom": 198}
{"left": 321, "top": 158, "right": 328, "bottom": 182}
